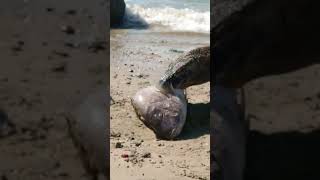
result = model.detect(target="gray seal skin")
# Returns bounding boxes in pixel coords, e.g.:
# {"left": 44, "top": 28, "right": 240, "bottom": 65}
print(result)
{"left": 131, "top": 86, "right": 187, "bottom": 140}
{"left": 66, "top": 89, "right": 108, "bottom": 179}
{"left": 158, "top": 46, "right": 210, "bottom": 92}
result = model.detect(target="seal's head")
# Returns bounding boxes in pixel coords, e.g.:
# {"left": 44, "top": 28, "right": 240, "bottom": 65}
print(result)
{"left": 131, "top": 86, "right": 187, "bottom": 139}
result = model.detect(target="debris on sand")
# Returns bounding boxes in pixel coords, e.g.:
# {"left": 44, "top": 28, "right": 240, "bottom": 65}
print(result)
{"left": 0, "top": 110, "right": 16, "bottom": 138}
{"left": 141, "top": 152, "right": 151, "bottom": 158}
{"left": 115, "top": 142, "right": 123, "bottom": 148}
{"left": 121, "top": 154, "right": 129, "bottom": 158}
{"left": 60, "top": 25, "right": 76, "bottom": 35}
{"left": 65, "top": 9, "right": 77, "bottom": 15}
{"left": 46, "top": 7, "right": 55, "bottom": 12}
{"left": 11, "top": 40, "right": 25, "bottom": 52}
{"left": 169, "top": 49, "right": 184, "bottom": 53}
{"left": 51, "top": 62, "right": 67, "bottom": 72}
{"left": 88, "top": 40, "right": 107, "bottom": 53}
{"left": 52, "top": 50, "right": 70, "bottom": 58}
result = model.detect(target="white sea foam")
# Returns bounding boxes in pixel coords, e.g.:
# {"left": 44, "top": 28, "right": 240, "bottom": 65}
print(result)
{"left": 123, "top": 4, "right": 210, "bottom": 33}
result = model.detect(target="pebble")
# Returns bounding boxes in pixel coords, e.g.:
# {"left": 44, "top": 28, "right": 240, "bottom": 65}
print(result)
{"left": 51, "top": 62, "right": 67, "bottom": 72}
{"left": 115, "top": 142, "right": 123, "bottom": 148}
{"left": 121, "top": 154, "right": 129, "bottom": 158}
{"left": 88, "top": 40, "right": 106, "bottom": 53}
{"left": 53, "top": 50, "right": 70, "bottom": 58}
{"left": 142, "top": 152, "right": 151, "bottom": 158}
{"left": 64, "top": 42, "right": 79, "bottom": 48}
{"left": 169, "top": 49, "right": 184, "bottom": 53}
{"left": 46, "top": 7, "right": 55, "bottom": 12}
{"left": 11, "top": 41, "right": 24, "bottom": 52}
{"left": 65, "top": 9, "right": 77, "bottom": 15}
{"left": 60, "top": 25, "right": 75, "bottom": 35}
{"left": 0, "top": 110, "right": 16, "bottom": 138}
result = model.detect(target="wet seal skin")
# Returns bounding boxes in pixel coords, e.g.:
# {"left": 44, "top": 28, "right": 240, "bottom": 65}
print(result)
{"left": 131, "top": 86, "right": 187, "bottom": 139}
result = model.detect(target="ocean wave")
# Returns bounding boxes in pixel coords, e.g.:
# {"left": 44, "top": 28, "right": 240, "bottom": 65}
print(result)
{"left": 123, "top": 4, "right": 210, "bottom": 33}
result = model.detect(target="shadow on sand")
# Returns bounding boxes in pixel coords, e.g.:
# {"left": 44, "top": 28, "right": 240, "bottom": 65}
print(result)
{"left": 178, "top": 102, "right": 210, "bottom": 140}
{"left": 245, "top": 130, "right": 320, "bottom": 180}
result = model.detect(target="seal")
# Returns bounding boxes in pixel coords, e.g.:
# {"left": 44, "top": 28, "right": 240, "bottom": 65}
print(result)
{"left": 131, "top": 46, "right": 210, "bottom": 139}
{"left": 158, "top": 46, "right": 210, "bottom": 91}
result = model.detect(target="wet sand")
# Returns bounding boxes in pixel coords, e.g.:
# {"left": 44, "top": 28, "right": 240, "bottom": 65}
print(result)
{"left": 0, "top": 0, "right": 107, "bottom": 179}
{"left": 110, "top": 29, "right": 210, "bottom": 179}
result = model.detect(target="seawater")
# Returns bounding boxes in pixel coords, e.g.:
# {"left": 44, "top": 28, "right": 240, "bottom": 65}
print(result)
{"left": 122, "top": 0, "right": 210, "bottom": 33}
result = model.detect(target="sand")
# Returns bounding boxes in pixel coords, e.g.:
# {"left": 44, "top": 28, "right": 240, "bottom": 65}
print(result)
{"left": 244, "top": 65, "right": 320, "bottom": 179}
{"left": 110, "top": 29, "right": 210, "bottom": 179}
{"left": 0, "top": 0, "right": 107, "bottom": 179}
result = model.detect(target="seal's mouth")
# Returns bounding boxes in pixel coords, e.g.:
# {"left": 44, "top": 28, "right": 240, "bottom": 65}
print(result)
{"left": 156, "top": 79, "right": 175, "bottom": 96}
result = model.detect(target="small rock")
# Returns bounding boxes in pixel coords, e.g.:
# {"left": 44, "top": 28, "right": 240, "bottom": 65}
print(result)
{"left": 53, "top": 50, "right": 70, "bottom": 58}
{"left": 65, "top": 9, "right": 77, "bottom": 15}
{"left": 61, "top": 25, "right": 75, "bottom": 35}
{"left": 11, "top": 41, "right": 24, "bottom": 52}
{"left": 88, "top": 40, "right": 106, "bottom": 53}
{"left": 115, "top": 142, "right": 123, "bottom": 148}
{"left": 110, "top": 131, "right": 121, "bottom": 137}
{"left": 121, "top": 154, "right": 129, "bottom": 158}
{"left": 142, "top": 152, "right": 151, "bottom": 158}
{"left": 129, "top": 69, "right": 134, "bottom": 73}
{"left": 51, "top": 62, "right": 67, "bottom": 72}
{"left": 11, "top": 46, "right": 22, "bottom": 52}
{"left": 169, "top": 49, "right": 184, "bottom": 53}
{"left": 64, "top": 42, "right": 79, "bottom": 48}
{"left": 58, "top": 172, "right": 69, "bottom": 177}
{"left": 46, "top": 7, "right": 55, "bottom": 12}
{"left": 0, "top": 110, "right": 16, "bottom": 138}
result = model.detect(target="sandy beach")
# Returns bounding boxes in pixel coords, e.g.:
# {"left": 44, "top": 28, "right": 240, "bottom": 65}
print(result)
{"left": 0, "top": 0, "right": 107, "bottom": 179}
{"left": 110, "top": 29, "right": 210, "bottom": 179}
{"left": 244, "top": 65, "right": 320, "bottom": 179}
